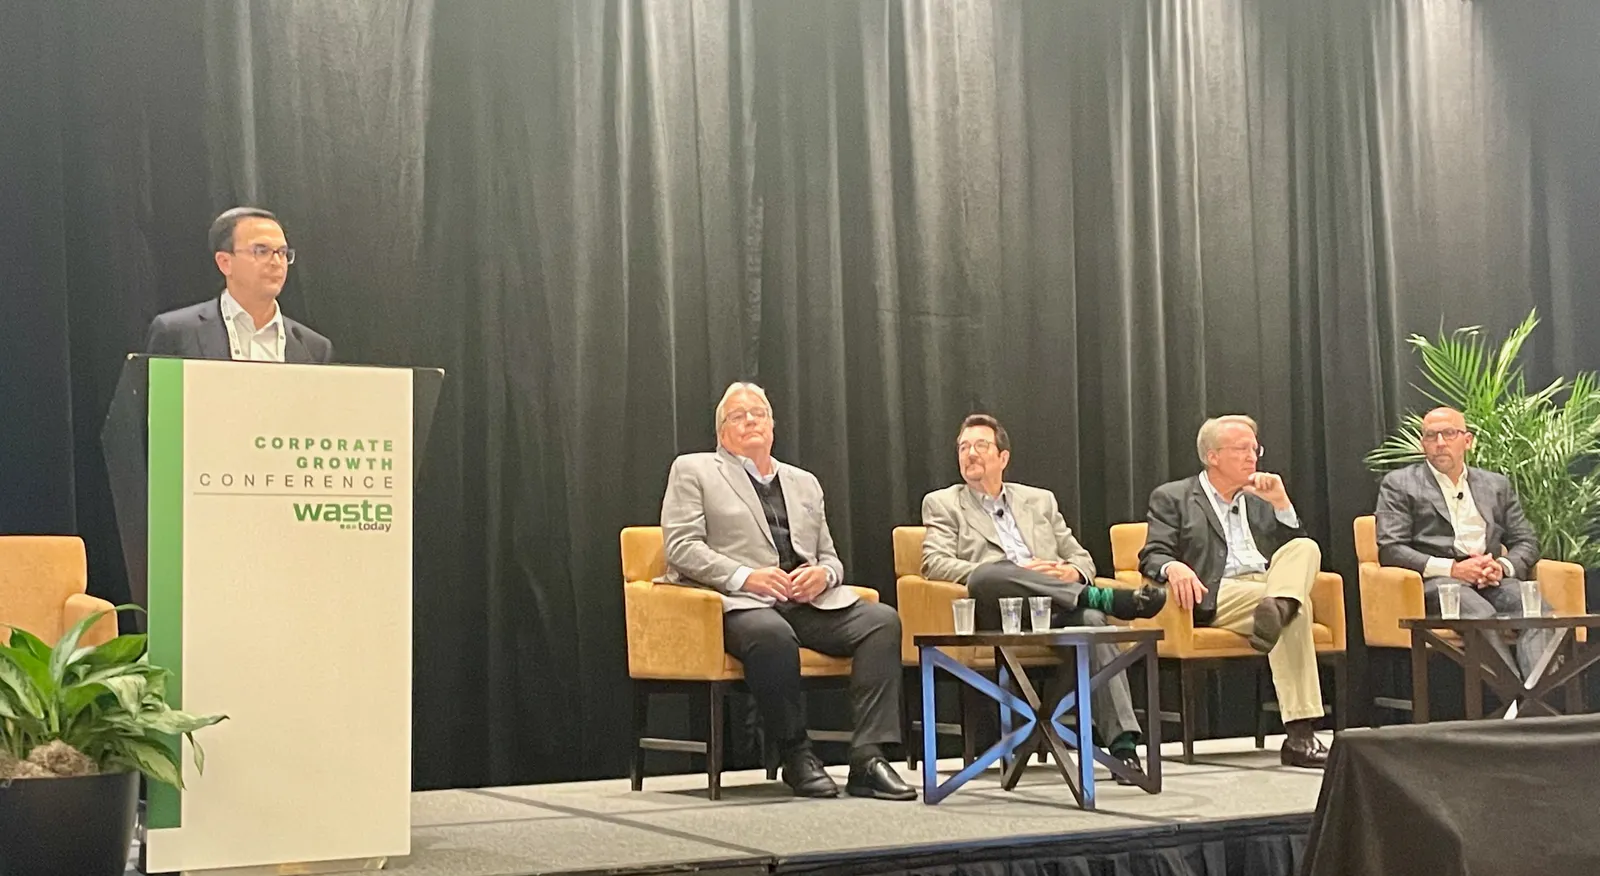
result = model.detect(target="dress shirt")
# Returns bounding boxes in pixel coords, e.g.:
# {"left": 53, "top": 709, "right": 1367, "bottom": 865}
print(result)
{"left": 1423, "top": 464, "right": 1514, "bottom": 580}
{"left": 968, "top": 485, "right": 1033, "bottom": 564}
{"left": 220, "top": 290, "right": 285, "bottom": 362}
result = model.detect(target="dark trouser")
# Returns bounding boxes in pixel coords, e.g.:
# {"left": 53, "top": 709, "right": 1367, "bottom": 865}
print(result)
{"left": 966, "top": 562, "right": 1140, "bottom": 739}
{"left": 722, "top": 600, "right": 902, "bottom": 754}
{"left": 1423, "top": 577, "right": 1554, "bottom": 679}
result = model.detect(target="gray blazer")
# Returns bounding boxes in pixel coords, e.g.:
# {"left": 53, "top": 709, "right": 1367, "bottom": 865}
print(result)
{"left": 1138, "top": 475, "right": 1308, "bottom": 624}
{"left": 919, "top": 482, "right": 1096, "bottom": 585}
{"left": 144, "top": 297, "right": 334, "bottom": 364}
{"left": 1374, "top": 462, "right": 1540, "bottom": 579}
{"left": 659, "top": 447, "right": 855, "bottom": 612}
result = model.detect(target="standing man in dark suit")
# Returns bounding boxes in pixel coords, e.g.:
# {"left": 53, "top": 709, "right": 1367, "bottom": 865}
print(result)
{"left": 1139, "top": 414, "right": 1328, "bottom": 768}
{"left": 144, "top": 207, "right": 333, "bottom": 363}
{"left": 1375, "top": 406, "right": 1551, "bottom": 677}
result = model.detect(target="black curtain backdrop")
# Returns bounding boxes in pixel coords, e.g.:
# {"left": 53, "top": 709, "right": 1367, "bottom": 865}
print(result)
{"left": 3, "top": 0, "right": 1598, "bottom": 790}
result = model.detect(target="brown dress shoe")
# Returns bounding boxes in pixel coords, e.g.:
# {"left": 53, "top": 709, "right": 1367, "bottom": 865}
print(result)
{"left": 1280, "top": 730, "right": 1329, "bottom": 769}
{"left": 1249, "top": 596, "right": 1299, "bottom": 653}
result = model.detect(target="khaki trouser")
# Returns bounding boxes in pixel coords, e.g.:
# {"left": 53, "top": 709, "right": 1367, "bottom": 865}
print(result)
{"left": 1211, "top": 538, "right": 1325, "bottom": 723}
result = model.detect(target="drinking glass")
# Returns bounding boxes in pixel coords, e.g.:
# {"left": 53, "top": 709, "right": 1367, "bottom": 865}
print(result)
{"left": 1521, "top": 580, "right": 1543, "bottom": 617}
{"left": 1029, "top": 596, "right": 1053, "bottom": 632}
{"left": 999, "top": 597, "right": 1023, "bottom": 634}
{"left": 952, "top": 598, "right": 976, "bottom": 635}
{"left": 1438, "top": 581, "right": 1462, "bottom": 620}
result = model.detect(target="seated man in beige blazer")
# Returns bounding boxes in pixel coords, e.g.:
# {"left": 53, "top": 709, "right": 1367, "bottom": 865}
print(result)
{"left": 920, "top": 414, "right": 1166, "bottom": 779}
{"left": 660, "top": 382, "right": 915, "bottom": 801}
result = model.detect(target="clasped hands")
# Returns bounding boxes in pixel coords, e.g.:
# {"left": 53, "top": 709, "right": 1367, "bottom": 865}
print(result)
{"left": 743, "top": 564, "right": 832, "bottom": 603}
{"left": 1451, "top": 554, "right": 1504, "bottom": 588}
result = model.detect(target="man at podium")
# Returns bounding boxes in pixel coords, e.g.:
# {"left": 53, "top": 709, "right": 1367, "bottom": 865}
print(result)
{"left": 144, "top": 206, "right": 334, "bottom": 363}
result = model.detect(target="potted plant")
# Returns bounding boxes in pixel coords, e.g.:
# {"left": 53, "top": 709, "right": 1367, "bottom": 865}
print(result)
{"left": 0, "top": 608, "right": 225, "bottom": 876}
{"left": 1365, "top": 310, "right": 1600, "bottom": 569}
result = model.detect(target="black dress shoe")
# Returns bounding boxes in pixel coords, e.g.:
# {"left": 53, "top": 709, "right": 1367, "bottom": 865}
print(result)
{"left": 1280, "top": 733, "right": 1329, "bottom": 769}
{"left": 1111, "top": 749, "right": 1143, "bottom": 786}
{"left": 1109, "top": 584, "right": 1167, "bottom": 621}
{"left": 1249, "top": 596, "right": 1298, "bottom": 653}
{"left": 781, "top": 750, "right": 839, "bottom": 798}
{"left": 845, "top": 756, "right": 917, "bottom": 801}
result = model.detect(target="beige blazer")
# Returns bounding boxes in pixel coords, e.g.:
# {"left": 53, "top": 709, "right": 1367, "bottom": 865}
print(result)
{"left": 659, "top": 447, "right": 856, "bottom": 612}
{"left": 919, "top": 482, "right": 1096, "bottom": 585}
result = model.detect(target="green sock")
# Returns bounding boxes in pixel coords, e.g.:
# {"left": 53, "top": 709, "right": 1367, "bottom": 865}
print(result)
{"left": 1084, "top": 586, "right": 1113, "bottom": 614}
{"left": 1110, "top": 731, "right": 1140, "bottom": 757}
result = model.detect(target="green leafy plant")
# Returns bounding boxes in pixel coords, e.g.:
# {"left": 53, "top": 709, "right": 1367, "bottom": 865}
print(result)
{"left": 1366, "top": 310, "right": 1600, "bottom": 567}
{"left": 0, "top": 607, "right": 225, "bottom": 786}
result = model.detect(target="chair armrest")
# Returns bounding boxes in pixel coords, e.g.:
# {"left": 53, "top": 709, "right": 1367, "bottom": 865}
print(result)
{"left": 1310, "top": 572, "right": 1347, "bottom": 650}
{"left": 847, "top": 586, "right": 880, "bottom": 604}
{"left": 623, "top": 580, "right": 728, "bottom": 679}
{"left": 1358, "top": 563, "right": 1424, "bottom": 650}
{"left": 62, "top": 593, "right": 118, "bottom": 647}
{"left": 1536, "top": 559, "right": 1586, "bottom": 614}
{"left": 1115, "top": 571, "right": 1193, "bottom": 655}
{"left": 896, "top": 575, "right": 972, "bottom": 664}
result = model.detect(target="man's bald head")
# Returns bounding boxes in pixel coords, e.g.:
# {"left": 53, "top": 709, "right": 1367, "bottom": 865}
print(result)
{"left": 1420, "top": 406, "right": 1473, "bottom": 479}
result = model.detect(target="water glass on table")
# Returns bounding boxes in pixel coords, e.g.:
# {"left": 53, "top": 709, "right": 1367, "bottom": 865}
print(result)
{"left": 1521, "top": 580, "right": 1543, "bottom": 617}
{"left": 1029, "top": 596, "right": 1053, "bottom": 632}
{"left": 1438, "top": 581, "right": 1462, "bottom": 619}
{"left": 952, "top": 597, "right": 976, "bottom": 635}
{"left": 999, "top": 597, "right": 1024, "bottom": 634}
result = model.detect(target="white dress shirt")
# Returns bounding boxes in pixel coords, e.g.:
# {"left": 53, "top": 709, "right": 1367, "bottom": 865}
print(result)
{"left": 1196, "top": 473, "right": 1301, "bottom": 578}
{"left": 1423, "top": 464, "right": 1514, "bottom": 580}
{"left": 220, "top": 290, "right": 285, "bottom": 362}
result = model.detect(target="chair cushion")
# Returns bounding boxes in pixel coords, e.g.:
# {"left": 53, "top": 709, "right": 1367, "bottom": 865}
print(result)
{"left": 1184, "top": 622, "right": 1334, "bottom": 652}
{"left": 724, "top": 648, "right": 853, "bottom": 677}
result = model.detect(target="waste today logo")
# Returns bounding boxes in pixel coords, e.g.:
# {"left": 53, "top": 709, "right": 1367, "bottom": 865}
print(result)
{"left": 197, "top": 435, "right": 402, "bottom": 533}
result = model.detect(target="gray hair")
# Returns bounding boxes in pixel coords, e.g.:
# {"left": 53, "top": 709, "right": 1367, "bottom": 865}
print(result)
{"left": 714, "top": 382, "right": 773, "bottom": 432}
{"left": 1196, "top": 414, "right": 1258, "bottom": 464}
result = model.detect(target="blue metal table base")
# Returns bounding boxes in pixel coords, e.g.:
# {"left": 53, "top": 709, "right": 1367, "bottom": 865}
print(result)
{"left": 919, "top": 641, "right": 1162, "bottom": 808}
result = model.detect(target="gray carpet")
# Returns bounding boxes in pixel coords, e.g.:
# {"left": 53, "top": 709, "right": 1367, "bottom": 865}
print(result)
{"left": 386, "top": 736, "right": 1325, "bottom": 876}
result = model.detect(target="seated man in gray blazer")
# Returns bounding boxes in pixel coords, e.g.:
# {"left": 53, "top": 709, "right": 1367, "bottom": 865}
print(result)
{"left": 144, "top": 207, "right": 333, "bottom": 363}
{"left": 1139, "top": 415, "right": 1328, "bottom": 768}
{"left": 660, "top": 382, "right": 914, "bottom": 801}
{"left": 920, "top": 414, "right": 1165, "bottom": 780}
{"left": 1375, "top": 406, "right": 1551, "bottom": 679}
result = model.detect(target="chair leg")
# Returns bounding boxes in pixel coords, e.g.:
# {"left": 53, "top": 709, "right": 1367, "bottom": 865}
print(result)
{"left": 1254, "top": 663, "right": 1268, "bottom": 750}
{"left": 904, "top": 667, "right": 921, "bottom": 770}
{"left": 1180, "top": 662, "right": 1199, "bottom": 765}
{"left": 764, "top": 726, "right": 779, "bottom": 781}
{"left": 960, "top": 683, "right": 979, "bottom": 766}
{"left": 1333, "top": 655, "right": 1349, "bottom": 732}
{"left": 707, "top": 682, "right": 724, "bottom": 801}
{"left": 630, "top": 684, "right": 648, "bottom": 792}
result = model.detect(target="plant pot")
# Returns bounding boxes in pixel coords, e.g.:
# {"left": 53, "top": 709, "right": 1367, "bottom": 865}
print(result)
{"left": 0, "top": 771, "right": 139, "bottom": 876}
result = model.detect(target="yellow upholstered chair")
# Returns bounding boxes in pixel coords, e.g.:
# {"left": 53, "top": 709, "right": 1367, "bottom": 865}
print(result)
{"left": 0, "top": 536, "right": 117, "bottom": 648}
{"left": 621, "top": 526, "right": 876, "bottom": 799}
{"left": 1354, "top": 514, "right": 1585, "bottom": 718}
{"left": 892, "top": 525, "right": 1104, "bottom": 767}
{"left": 1109, "top": 522, "right": 1347, "bottom": 763}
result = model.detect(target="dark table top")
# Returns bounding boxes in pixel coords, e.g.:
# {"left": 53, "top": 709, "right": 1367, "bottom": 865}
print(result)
{"left": 1400, "top": 613, "right": 1600, "bottom": 632}
{"left": 915, "top": 627, "right": 1165, "bottom": 647}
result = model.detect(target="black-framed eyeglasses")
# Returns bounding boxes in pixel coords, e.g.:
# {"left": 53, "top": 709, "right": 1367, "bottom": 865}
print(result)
{"left": 234, "top": 244, "right": 296, "bottom": 264}
{"left": 1421, "top": 428, "right": 1468, "bottom": 443}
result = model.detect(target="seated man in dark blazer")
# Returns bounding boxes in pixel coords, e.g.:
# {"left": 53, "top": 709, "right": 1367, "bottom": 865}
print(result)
{"left": 144, "top": 207, "right": 333, "bottom": 363}
{"left": 1139, "top": 414, "right": 1328, "bottom": 768}
{"left": 659, "top": 382, "right": 915, "bottom": 801}
{"left": 1375, "top": 406, "right": 1551, "bottom": 678}
{"left": 920, "top": 413, "right": 1165, "bottom": 781}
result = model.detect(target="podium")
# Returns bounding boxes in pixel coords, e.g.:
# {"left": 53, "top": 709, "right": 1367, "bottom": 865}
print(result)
{"left": 102, "top": 355, "right": 442, "bottom": 875}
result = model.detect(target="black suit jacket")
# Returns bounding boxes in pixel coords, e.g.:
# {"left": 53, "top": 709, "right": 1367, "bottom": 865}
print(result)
{"left": 1138, "top": 474, "right": 1308, "bottom": 624}
{"left": 144, "top": 297, "right": 334, "bottom": 364}
{"left": 1374, "top": 462, "right": 1540, "bottom": 579}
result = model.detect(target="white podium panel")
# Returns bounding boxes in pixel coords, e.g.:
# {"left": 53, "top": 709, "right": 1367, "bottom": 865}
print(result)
{"left": 143, "top": 358, "right": 413, "bottom": 874}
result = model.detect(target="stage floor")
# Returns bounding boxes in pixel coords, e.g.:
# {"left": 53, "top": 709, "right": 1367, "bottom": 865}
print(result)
{"left": 380, "top": 736, "right": 1324, "bottom": 876}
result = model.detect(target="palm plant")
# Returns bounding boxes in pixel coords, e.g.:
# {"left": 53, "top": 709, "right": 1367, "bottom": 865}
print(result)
{"left": 0, "top": 607, "right": 224, "bottom": 786}
{"left": 1366, "top": 310, "right": 1600, "bottom": 567}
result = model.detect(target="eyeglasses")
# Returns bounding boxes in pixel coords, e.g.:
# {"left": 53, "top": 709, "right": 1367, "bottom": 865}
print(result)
{"left": 957, "top": 439, "right": 997, "bottom": 454}
{"left": 233, "top": 244, "right": 296, "bottom": 264}
{"left": 1421, "top": 428, "right": 1467, "bottom": 443}
{"left": 725, "top": 407, "right": 770, "bottom": 423}
{"left": 1224, "top": 444, "right": 1265, "bottom": 459}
